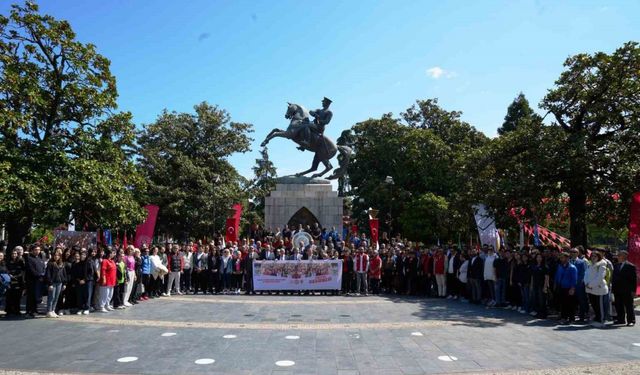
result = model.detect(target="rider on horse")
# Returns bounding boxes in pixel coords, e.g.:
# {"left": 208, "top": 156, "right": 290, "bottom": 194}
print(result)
{"left": 298, "top": 97, "right": 333, "bottom": 151}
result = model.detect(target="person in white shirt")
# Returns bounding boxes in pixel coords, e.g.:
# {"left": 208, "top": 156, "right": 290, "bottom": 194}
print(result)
{"left": 584, "top": 251, "right": 609, "bottom": 327}
{"left": 483, "top": 247, "right": 497, "bottom": 306}
{"left": 458, "top": 253, "right": 469, "bottom": 302}
{"left": 181, "top": 246, "right": 193, "bottom": 293}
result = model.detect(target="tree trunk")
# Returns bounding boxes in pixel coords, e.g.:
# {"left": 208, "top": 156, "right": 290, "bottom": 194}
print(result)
{"left": 5, "top": 217, "right": 32, "bottom": 252}
{"left": 568, "top": 186, "right": 588, "bottom": 248}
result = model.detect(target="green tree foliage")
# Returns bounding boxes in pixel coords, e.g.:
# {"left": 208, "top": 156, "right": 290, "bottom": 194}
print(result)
{"left": 138, "top": 102, "right": 253, "bottom": 240}
{"left": 0, "top": 2, "right": 145, "bottom": 248}
{"left": 246, "top": 146, "right": 277, "bottom": 225}
{"left": 399, "top": 192, "right": 449, "bottom": 243}
{"left": 498, "top": 93, "right": 542, "bottom": 135}
{"left": 348, "top": 100, "right": 488, "bottom": 242}
{"left": 475, "top": 42, "right": 640, "bottom": 247}
{"left": 539, "top": 41, "right": 640, "bottom": 246}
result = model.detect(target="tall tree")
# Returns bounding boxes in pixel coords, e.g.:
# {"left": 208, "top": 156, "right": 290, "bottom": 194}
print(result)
{"left": 498, "top": 93, "right": 542, "bottom": 135}
{"left": 137, "top": 102, "right": 253, "bottom": 240}
{"left": 247, "top": 146, "right": 277, "bottom": 221}
{"left": 541, "top": 41, "right": 640, "bottom": 246}
{"left": 0, "top": 2, "right": 145, "bottom": 249}
{"left": 348, "top": 100, "right": 488, "bottom": 241}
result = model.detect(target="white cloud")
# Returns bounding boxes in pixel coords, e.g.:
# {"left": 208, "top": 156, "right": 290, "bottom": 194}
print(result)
{"left": 426, "top": 66, "right": 457, "bottom": 79}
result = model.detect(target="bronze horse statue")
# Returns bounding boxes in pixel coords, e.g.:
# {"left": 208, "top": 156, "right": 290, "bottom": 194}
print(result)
{"left": 261, "top": 103, "right": 351, "bottom": 179}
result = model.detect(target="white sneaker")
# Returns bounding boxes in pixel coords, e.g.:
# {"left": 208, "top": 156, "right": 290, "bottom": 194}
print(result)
{"left": 117, "top": 306, "right": 126, "bottom": 309}
{"left": 530, "top": 311, "right": 537, "bottom": 316}
{"left": 519, "top": 309, "right": 526, "bottom": 314}
{"left": 105, "top": 306, "right": 114, "bottom": 311}
{"left": 162, "top": 293, "right": 169, "bottom": 297}
{"left": 83, "top": 310, "right": 90, "bottom": 315}
{"left": 177, "top": 291, "right": 184, "bottom": 295}
{"left": 57, "top": 311, "right": 64, "bottom": 316}
{"left": 98, "top": 308, "right": 108, "bottom": 313}
{"left": 76, "top": 311, "right": 83, "bottom": 315}
{"left": 46, "top": 311, "right": 56, "bottom": 318}
{"left": 124, "top": 302, "right": 132, "bottom": 307}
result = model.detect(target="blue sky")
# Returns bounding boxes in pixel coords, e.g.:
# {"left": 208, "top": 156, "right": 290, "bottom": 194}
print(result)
{"left": 3, "top": 1, "right": 639, "bottom": 178}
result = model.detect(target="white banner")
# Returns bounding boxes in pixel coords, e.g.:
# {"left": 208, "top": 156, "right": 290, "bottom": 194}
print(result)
{"left": 472, "top": 204, "right": 499, "bottom": 248}
{"left": 253, "top": 260, "right": 343, "bottom": 291}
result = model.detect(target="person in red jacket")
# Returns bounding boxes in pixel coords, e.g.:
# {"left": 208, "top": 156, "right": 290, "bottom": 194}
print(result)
{"left": 98, "top": 249, "right": 116, "bottom": 313}
{"left": 368, "top": 251, "right": 382, "bottom": 294}
{"left": 433, "top": 249, "right": 447, "bottom": 297}
{"left": 421, "top": 250, "right": 434, "bottom": 297}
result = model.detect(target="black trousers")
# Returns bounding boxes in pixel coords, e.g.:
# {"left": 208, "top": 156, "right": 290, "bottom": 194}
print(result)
{"left": 5, "top": 287, "right": 22, "bottom": 314}
{"left": 370, "top": 278, "right": 380, "bottom": 294}
{"left": 245, "top": 273, "right": 254, "bottom": 293}
{"left": 614, "top": 291, "right": 636, "bottom": 324}
{"left": 207, "top": 270, "right": 219, "bottom": 293}
{"left": 446, "top": 273, "right": 457, "bottom": 296}
{"left": 342, "top": 272, "right": 353, "bottom": 293}
{"left": 26, "top": 280, "right": 42, "bottom": 314}
{"left": 559, "top": 288, "right": 576, "bottom": 321}
{"left": 181, "top": 268, "right": 192, "bottom": 291}
{"left": 588, "top": 293, "right": 605, "bottom": 323}
{"left": 76, "top": 283, "right": 89, "bottom": 310}
{"left": 113, "top": 283, "right": 125, "bottom": 307}
{"left": 142, "top": 274, "right": 152, "bottom": 297}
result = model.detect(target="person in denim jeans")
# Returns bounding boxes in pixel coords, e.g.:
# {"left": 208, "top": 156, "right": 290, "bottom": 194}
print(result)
{"left": 45, "top": 251, "right": 67, "bottom": 318}
{"left": 494, "top": 251, "right": 510, "bottom": 307}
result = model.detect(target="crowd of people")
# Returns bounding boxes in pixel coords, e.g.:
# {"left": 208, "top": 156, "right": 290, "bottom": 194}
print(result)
{"left": 0, "top": 223, "right": 637, "bottom": 329}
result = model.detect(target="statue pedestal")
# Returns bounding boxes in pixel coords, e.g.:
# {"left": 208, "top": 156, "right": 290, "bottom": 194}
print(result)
{"left": 265, "top": 181, "right": 343, "bottom": 236}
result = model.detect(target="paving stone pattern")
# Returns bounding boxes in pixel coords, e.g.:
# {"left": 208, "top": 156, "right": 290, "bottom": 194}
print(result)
{"left": 1, "top": 295, "right": 639, "bottom": 375}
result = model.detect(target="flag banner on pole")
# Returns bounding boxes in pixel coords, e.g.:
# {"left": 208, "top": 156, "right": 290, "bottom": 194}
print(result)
{"left": 472, "top": 204, "right": 498, "bottom": 247}
{"left": 627, "top": 192, "right": 640, "bottom": 295}
{"left": 369, "top": 218, "right": 379, "bottom": 245}
{"left": 253, "top": 260, "right": 342, "bottom": 291}
{"left": 134, "top": 205, "right": 159, "bottom": 249}
{"left": 103, "top": 229, "right": 112, "bottom": 246}
{"left": 68, "top": 212, "right": 75, "bottom": 231}
{"left": 225, "top": 203, "right": 243, "bottom": 243}
{"left": 225, "top": 218, "right": 238, "bottom": 242}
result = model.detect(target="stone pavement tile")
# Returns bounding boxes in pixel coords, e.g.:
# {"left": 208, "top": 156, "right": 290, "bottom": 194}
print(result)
{"left": 398, "top": 366, "right": 426, "bottom": 375}
{"left": 336, "top": 371, "right": 359, "bottom": 375}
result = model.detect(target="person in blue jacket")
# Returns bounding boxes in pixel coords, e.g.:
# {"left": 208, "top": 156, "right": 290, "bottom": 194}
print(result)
{"left": 555, "top": 252, "right": 578, "bottom": 324}
{"left": 140, "top": 248, "right": 152, "bottom": 299}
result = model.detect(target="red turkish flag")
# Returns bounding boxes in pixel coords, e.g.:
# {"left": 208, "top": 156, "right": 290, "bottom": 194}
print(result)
{"left": 369, "top": 218, "right": 379, "bottom": 245}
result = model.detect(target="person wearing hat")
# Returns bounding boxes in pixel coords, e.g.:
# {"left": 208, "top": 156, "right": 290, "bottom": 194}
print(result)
{"left": 298, "top": 97, "right": 333, "bottom": 151}
{"left": 612, "top": 250, "right": 637, "bottom": 326}
{"left": 554, "top": 252, "right": 578, "bottom": 324}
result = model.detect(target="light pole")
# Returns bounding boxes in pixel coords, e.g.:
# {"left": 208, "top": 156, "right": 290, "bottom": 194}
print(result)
{"left": 213, "top": 175, "right": 220, "bottom": 242}
{"left": 384, "top": 176, "right": 394, "bottom": 236}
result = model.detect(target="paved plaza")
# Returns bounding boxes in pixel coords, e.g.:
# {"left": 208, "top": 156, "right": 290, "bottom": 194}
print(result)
{"left": 1, "top": 295, "right": 640, "bottom": 375}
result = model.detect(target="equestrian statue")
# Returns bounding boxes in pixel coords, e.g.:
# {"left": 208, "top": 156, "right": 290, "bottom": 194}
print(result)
{"left": 260, "top": 97, "right": 352, "bottom": 180}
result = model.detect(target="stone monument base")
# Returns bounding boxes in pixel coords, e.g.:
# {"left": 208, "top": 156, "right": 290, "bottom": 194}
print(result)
{"left": 265, "top": 178, "right": 343, "bottom": 235}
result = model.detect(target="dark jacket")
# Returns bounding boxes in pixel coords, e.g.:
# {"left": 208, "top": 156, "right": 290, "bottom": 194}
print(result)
{"left": 7, "top": 258, "right": 25, "bottom": 289}
{"left": 244, "top": 256, "right": 254, "bottom": 276}
{"left": 45, "top": 262, "right": 67, "bottom": 285}
{"left": 612, "top": 262, "right": 637, "bottom": 295}
{"left": 469, "top": 256, "right": 484, "bottom": 280}
{"left": 71, "top": 260, "right": 87, "bottom": 285}
{"left": 514, "top": 263, "right": 532, "bottom": 285}
{"left": 494, "top": 257, "right": 510, "bottom": 279}
{"left": 26, "top": 254, "right": 46, "bottom": 282}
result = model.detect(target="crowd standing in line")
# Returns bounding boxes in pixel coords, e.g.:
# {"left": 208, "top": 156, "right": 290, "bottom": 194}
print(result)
{"left": 0, "top": 223, "right": 637, "bottom": 329}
